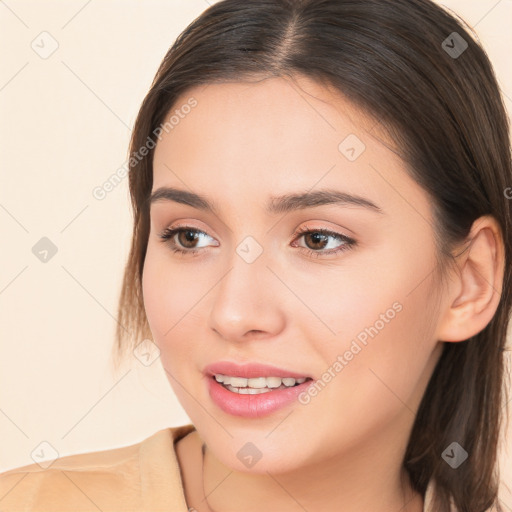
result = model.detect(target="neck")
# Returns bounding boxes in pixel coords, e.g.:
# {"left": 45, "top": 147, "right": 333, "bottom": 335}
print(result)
{"left": 200, "top": 426, "right": 423, "bottom": 512}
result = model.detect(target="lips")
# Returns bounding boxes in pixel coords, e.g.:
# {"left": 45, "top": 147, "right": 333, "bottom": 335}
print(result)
{"left": 203, "top": 361, "right": 312, "bottom": 380}
{"left": 204, "top": 361, "right": 314, "bottom": 418}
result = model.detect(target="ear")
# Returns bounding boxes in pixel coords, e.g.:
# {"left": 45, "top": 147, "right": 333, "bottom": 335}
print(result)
{"left": 437, "top": 215, "right": 505, "bottom": 342}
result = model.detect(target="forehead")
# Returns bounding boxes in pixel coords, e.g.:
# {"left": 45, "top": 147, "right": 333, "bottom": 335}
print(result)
{"left": 150, "top": 76, "right": 428, "bottom": 221}
{"left": 153, "top": 76, "right": 377, "bottom": 176}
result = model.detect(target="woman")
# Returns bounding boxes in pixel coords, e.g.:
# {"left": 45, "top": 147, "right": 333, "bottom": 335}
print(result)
{"left": 1, "top": 0, "right": 510, "bottom": 511}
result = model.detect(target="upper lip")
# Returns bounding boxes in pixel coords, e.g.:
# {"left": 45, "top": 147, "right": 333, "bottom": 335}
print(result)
{"left": 204, "top": 361, "right": 312, "bottom": 379}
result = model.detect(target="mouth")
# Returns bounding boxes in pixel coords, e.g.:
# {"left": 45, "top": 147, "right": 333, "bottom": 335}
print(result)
{"left": 204, "top": 361, "right": 315, "bottom": 417}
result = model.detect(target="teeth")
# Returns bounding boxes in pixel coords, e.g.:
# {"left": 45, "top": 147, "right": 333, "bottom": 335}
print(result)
{"left": 214, "top": 374, "right": 308, "bottom": 389}
{"left": 266, "top": 377, "right": 283, "bottom": 388}
{"left": 230, "top": 377, "right": 248, "bottom": 387}
{"left": 248, "top": 377, "right": 267, "bottom": 388}
{"left": 225, "top": 384, "right": 272, "bottom": 394}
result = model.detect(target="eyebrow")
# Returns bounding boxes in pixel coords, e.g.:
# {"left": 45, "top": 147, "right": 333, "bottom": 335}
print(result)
{"left": 149, "top": 187, "right": 383, "bottom": 215}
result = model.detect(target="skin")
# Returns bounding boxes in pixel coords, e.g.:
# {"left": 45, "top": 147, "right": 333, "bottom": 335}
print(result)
{"left": 142, "top": 75, "right": 504, "bottom": 512}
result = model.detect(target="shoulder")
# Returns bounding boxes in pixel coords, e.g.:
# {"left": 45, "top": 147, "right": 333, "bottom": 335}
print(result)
{"left": 0, "top": 424, "right": 195, "bottom": 512}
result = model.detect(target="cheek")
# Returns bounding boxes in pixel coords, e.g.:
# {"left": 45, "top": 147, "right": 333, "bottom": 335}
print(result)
{"left": 305, "top": 271, "right": 439, "bottom": 435}
{"left": 293, "top": 290, "right": 438, "bottom": 466}
{"left": 142, "top": 249, "right": 208, "bottom": 405}
{"left": 303, "top": 243, "right": 440, "bottom": 417}
{"left": 143, "top": 243, "right": 196, "bottom": 329}
{"left": 141, "top": 247, "right": 203, "bottom": 356}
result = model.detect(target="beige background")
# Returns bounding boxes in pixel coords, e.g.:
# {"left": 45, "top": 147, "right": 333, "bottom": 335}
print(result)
{"left": 1, "top": 0, "right": 511, "bottom": 504}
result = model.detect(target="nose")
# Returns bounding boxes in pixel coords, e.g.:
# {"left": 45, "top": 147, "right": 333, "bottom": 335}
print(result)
{"left": 207, "top": 249, "right": 286, "bottom": 343}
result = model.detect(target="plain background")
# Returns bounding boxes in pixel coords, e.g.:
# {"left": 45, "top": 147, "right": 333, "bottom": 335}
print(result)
{"left": 1, "top": 0, "right": 511, "bottom": 503}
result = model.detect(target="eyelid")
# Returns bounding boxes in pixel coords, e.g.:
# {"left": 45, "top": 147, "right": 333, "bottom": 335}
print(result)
{"left": 158, "top": 220, "right": 218, "bottom": 239}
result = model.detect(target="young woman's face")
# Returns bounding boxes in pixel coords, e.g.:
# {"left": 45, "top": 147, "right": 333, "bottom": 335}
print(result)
{"left": 143, "top": 75, "right": 446, "bottom": 474}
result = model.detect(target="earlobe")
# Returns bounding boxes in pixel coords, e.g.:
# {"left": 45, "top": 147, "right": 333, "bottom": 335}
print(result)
{"left": 437, "top": 215, "right": 504, "bottom": 343}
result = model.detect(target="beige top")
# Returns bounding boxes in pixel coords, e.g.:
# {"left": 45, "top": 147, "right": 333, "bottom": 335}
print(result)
{"left": 0, "top": 423, "right": 446, "bottom": 511}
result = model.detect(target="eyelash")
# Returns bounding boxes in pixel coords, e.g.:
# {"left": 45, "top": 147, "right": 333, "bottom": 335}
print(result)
{"left": 157, "top": 224, "right": 356, "bottom": 259}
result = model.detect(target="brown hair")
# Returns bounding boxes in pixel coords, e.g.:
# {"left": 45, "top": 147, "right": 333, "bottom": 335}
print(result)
{"left": 112, "top": 1, "right": 512, "bottom": 510}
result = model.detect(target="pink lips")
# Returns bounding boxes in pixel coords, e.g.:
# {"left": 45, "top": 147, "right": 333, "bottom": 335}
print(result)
{"left": 204, "top": 361, "right": 314, "bottom": 418}
{"left": 204, "top": 361, "right": 311, "bottom": 379}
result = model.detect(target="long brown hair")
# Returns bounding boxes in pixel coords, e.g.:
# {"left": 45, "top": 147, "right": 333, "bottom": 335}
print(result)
{"left": 112, "top": 1, "right": 512, "bottom": 510}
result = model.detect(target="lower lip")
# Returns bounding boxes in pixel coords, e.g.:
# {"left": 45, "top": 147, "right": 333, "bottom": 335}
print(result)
{"left": 207, "top": 376, "right": 313, "bottom": 418}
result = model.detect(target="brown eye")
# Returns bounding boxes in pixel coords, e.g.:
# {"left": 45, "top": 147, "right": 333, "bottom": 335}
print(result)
{"left": 303, "top": 232, "right": 330, "bottom": 251}
{"left": 292, "top": 227, "right": 356, "bottom": 258}
{"left": 158, "top": 225, "right": 218, "bottom": 256}
{"left": 176, "top": 229, "right": 201, "bottom": 249}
